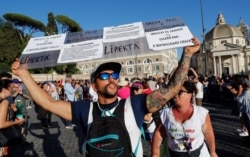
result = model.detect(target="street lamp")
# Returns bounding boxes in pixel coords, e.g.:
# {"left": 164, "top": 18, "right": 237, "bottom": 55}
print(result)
{"left": 200, "top": 0, "right": 208, "bottom": 76}
{"left": 135, "top": 53, "right": 139, "bottom": 78}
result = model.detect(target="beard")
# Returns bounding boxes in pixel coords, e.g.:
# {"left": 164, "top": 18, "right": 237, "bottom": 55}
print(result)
{"left": 98, "top": 83, "right": 118, "bottom": 98}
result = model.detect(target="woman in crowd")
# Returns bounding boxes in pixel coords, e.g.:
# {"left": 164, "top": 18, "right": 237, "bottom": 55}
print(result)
{"left": 0, "top": 79, "right": 24, "bottom": 156}
{"left": 117, "top": 76, "right": 130, "bottom": 99}
{"left": 151, "top": 81, "right": 218, "bottom": 157}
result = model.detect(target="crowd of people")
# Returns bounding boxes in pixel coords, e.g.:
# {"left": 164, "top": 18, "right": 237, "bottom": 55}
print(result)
{"left": 0, "top": 37, "right": 230, "bottom": 157}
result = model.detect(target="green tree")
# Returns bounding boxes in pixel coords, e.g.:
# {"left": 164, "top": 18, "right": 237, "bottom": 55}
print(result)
{"left": 0, "top": 18, "right": 22, "bottom": 72}
{"left": 3, "top": 13, "right": 46, "bottom": 37}
{"left": 55, "top": 15, "right": 82, "bottom": 33}
{"left": 45, "top": 12, "right": 58, "bottom": 36}
{"left": 1, "top": 13, "right": 82, "bottom": 74}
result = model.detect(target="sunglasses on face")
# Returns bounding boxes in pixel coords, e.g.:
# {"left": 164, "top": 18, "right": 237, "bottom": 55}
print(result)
{"left": 132, "top": 87, "right": 141, "bottom": 91}
{"left": 97, "top": 72, "right": 120, "bottom": 80}
{"left": 178, "top": 90, "right": 189, "bottom": 96}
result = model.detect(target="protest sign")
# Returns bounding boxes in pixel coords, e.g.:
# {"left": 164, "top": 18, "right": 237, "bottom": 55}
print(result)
{"left": 20, "top": 16, "right": 193, "bottom": 69}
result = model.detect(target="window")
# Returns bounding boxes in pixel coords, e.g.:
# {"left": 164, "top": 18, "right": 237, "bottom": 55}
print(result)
{"left": 137, "top": 66, "right": 142, "bottom": 73}
{"left": 143, "top": 58, "right": 152, "bottom": 64}
{"left": 221, "top": 40, "right": 227, "bottom": 44}
{"left": 120, "top": 68, "right": 125, "bottom": 74}
{"left": 127, "top": 60, "right": 134, "bottom": 65}
{"left": 154, "top": 65, "right": 160, "bottom": 71}
{"left": 126, "top": 60, "right": 135, "bottom": 74}
{"left": 236, "top": 39, "right": 239, "bottom": 46}
{"left": 127, "top": 67, "right": 134, "bottom": 73}
{"left": 144, "top": 58, "right": 152, "bottom": 73}
{"left": 82, "top": 65, "right": 89, "bottom": 74}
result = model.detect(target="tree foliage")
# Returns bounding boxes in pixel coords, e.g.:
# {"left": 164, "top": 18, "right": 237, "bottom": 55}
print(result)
{"left": 3, "top": 13, "right": 46, "bottom": 36}
{"left": 55, "top": 15, "right": 82, "bottom": 33}
{"left": 0, "top": 13, "right": 82, "bottom": 74}
{"left": 45, "top": 12, "right": 58, "bottom": 36}
{"left": 0, "top": 18, "right": 22, "bottom": 72}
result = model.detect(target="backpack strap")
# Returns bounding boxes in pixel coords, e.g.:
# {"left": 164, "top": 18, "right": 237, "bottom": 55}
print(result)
{"left": 130, "top": 94, "right": 147, "bottom": 128}
{"left": 112, "top": 99, "right": 126, "bottom": 120}
{"left": 92, "top": 101, "right": 101, "bottom": 120}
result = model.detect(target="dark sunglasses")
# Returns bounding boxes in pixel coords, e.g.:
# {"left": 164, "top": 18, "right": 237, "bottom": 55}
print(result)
{"left": 96, "top": 72, "right": 120, "bottom": 80}
{"left": 178, "top": 90, "right": 189, "bottom": 95}
{"left": 132, "top": 87, "right": 141, "bottom": 91}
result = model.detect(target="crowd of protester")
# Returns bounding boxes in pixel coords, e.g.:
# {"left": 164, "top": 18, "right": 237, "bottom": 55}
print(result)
{"left": 0, "top": 37, "right": 217, "bottom": 157}
{"left": 1, "top": 67, "right": 250, "bottom": 156}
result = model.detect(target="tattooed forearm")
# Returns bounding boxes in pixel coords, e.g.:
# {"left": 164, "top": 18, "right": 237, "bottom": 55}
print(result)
{"left": 146, "top": 88, "right": 169, "bottom": 112}
{"left": 146, "top": 53, "right": 192, "bottom": 113}
{"left": 146, "top": 37, "right": 200, "bottom": 113}
{"left": 172, "top": 54, "right": 192, "bottom": 83}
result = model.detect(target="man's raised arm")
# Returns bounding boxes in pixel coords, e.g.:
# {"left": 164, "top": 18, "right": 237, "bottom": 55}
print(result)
{"left": 11, "top": 61, "right": 72, "bottom": 120}
{"left": 146, "top": 37, "right": 200, "bottom": 113}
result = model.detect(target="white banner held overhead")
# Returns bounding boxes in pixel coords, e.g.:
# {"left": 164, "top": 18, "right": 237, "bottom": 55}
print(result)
{"left": 20, "top": 34, "right": 66, "bottom": 69}
{"left": 64, "top": 29, "right": 103, "bottom": 44}
{"left": 22, "top": 34, "right": 66, "bottom": 54}
{"left": 143, "top": 17, "right": 193, "bottom": 51}
{"left": 103, "top": 22, "right": 145, "bottom": 42}
{"left": 57, "top": 29, "right": 103, "bottom": 63}
{"left": 58, "top": 39, "right": 103, "bottom": 63}
{"left": 20, "top": 16, "right": 194, "bottom": 69}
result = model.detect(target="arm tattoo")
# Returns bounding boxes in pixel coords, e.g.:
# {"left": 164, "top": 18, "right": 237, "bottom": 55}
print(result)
{"left": 147, "top": 54, "right": 192, "bottom": 112}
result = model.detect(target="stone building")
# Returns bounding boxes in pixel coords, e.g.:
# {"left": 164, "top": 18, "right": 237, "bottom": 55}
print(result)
{"left": 191, "top": 12, "right": 250, "bottom": 77}
{"left": 76, "top": 49, "right": 178, "bottom": 80}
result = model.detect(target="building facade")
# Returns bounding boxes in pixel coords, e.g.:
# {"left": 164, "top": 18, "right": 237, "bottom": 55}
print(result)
{"left": 76, "top": 49, "right": 178, "bottom": 80}
{"left": 191, "top": 13, "right": 250, "bottom": 77}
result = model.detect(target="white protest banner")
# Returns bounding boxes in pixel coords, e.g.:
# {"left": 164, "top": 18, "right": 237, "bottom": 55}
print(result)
{"left": 102, "top": 37, "right": 149, "bottom": 59}
{"left": 20, "top": 16, "right": 193, "bottom": 69}
{"left": 20, "top": 34, "right": 66, "bottom": 69}
{"left": 64, "top": 29, "right": 103, "bottom": 44}
{"left": 57, "top": 29, "right": 103, "bottom": 63}
{"left": 22, "top": 34, "right": 66, "bottom": 54}
{"left": 143, "top": 17, "right": 193, "bottom": 50}
{"left": 103, "top": 22, "right": 145, "bottom": 42}
{"left": 20, "top": 50, "right": 61, "bottom": 69}
{"left": 58, "top": 39, "right": 103, "bottom": 63}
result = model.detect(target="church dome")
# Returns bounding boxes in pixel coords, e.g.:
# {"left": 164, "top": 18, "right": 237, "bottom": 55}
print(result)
{"left": 205, "top": 13, "right": 244, "bottom": 40}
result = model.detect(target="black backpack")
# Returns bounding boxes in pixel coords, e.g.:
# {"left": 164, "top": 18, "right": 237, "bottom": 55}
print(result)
{"left": 83, "top": 99, "right": 135, "bottom": 157}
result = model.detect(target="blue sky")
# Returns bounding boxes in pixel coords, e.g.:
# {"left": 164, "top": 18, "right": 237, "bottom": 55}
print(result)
{"left": 1, "top": 0, "right": 249, "bottom": 58}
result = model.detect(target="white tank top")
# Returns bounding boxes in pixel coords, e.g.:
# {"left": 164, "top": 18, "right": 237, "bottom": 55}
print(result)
{"left": 160, "top": 104, "right": 210, "bottom": 157}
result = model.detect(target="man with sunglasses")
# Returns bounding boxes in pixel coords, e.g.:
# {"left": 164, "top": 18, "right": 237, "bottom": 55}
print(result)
{"left": 11, "top": 37, "right": 200, "bottom": 156}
